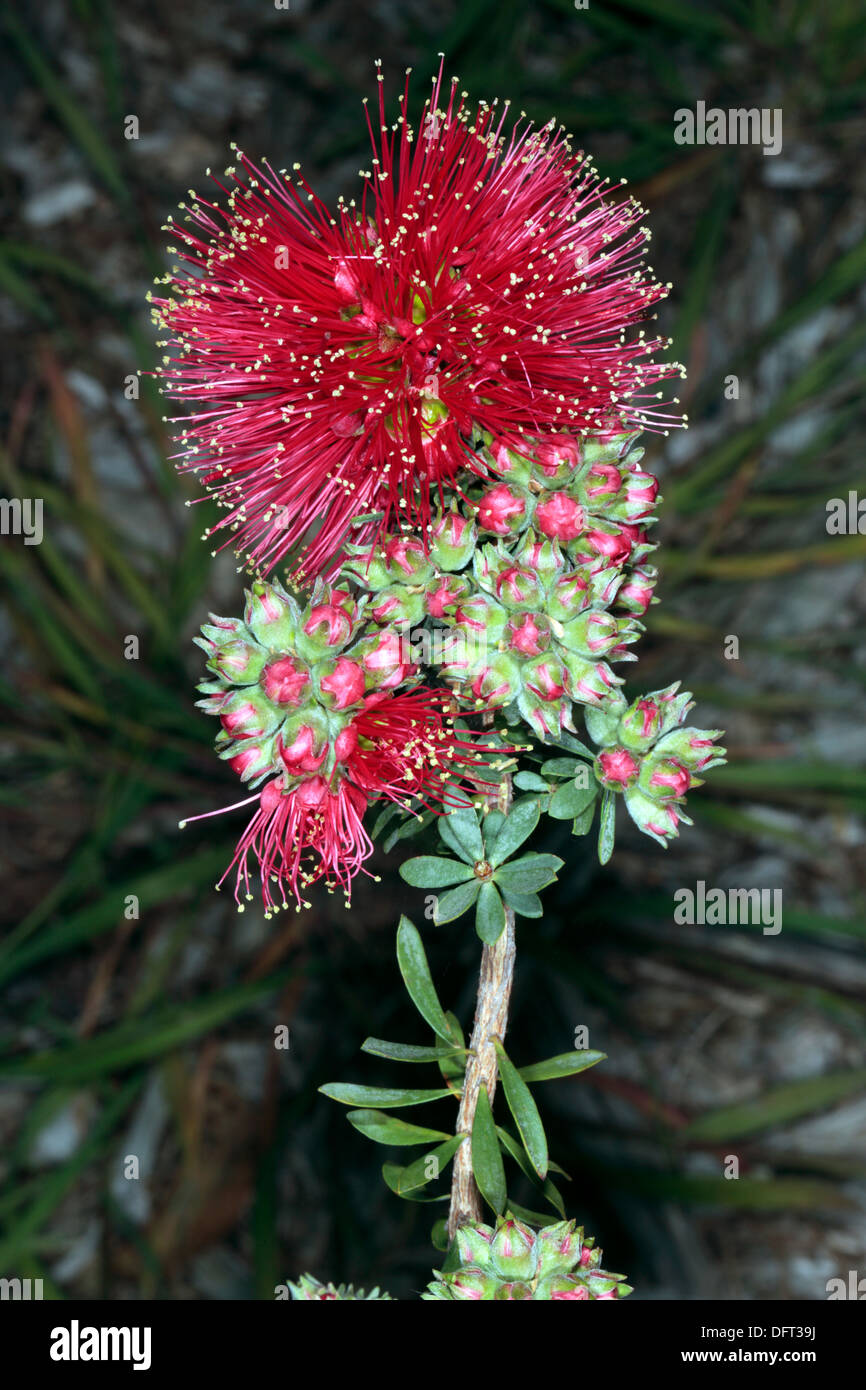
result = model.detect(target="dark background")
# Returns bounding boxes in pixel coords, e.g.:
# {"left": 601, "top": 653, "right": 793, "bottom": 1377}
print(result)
{"left": 1, "top": 0, "right": 864, "bottom": 1300}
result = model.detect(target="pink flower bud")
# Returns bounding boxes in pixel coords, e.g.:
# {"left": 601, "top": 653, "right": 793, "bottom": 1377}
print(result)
{"left": 535, "top": 435, "right": 581, "bottom": 477}
{"left": 596, "top": 747, "right": 640, "bottom": 788}
{"left": 278, "top": 725, "right": 328, "bottom": 775}
{"left": 584, "top": 462, "right": 621, "bottom": 500}
{"left": 535, "top": 492, "right": 584, "bottom": 541}
{"left": 319, "top": 657, "right": 366, "bottom": 710}
{"left": 476, "top": 483, "right": 526, "bottom": 535}
{"left": 507, "top": 614, "right": 548, "bottom": 657}
{"left": 261, "top": 657, "right": 310, "bottom": 707}
{"left": 586, "top": 528, "right": 631, "bottom": 565}
{"left": 229, "top": 741, "right": 273, "bottom": 782}
{"left": 426, "top": 574, "right": 470, "bottom": 619}
{"left": 650, "top": 760, "right": 691, "bottom": 798}
{"left": 303, "top": 599, "right": 354, "bottom": 648}
{"left": 334, "top": 725, "right": 359, "bottom": 762}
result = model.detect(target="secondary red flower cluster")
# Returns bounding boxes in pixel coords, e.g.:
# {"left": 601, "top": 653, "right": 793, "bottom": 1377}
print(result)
{"left": 166, "top": 66, "right": 686, "bottom": 910}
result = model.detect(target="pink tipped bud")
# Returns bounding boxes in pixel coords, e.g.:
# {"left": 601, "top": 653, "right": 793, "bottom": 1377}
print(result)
{"left": 476, "top": 483, "right": 527, "bottom": 535}
{"left": 319, "top": 657, "right": 366, "bottom": 710}
{"left": 584, "top": 461, "right": 621, "bottom": 501}
{"left": 535, "top": 435, "right": 581, "bottom": 478}
{"left": 261, "top": 656, "right": 310, "bottom": 707}
{"left": 278, "top": 725, "right": 328, "bottom": 776}
{"left": 507, "top": 613, "right": 549, "bottom": 657}
{"left": 585, "top": 528, "right": 631, "bottom": 565}
{"left": 303, "top": 598, "right": 355, "bottom": 649}
{"left": 649, "top": 759, "right": 691, "bottom": 800}
{"left": 535, "top": 492, "right": 584, "bottom": 541}
{"left": 426, "top": 574, "right": 470, "bottom": 619}
{"left": 596, "top": 746, "right": 641, "bottom": 789}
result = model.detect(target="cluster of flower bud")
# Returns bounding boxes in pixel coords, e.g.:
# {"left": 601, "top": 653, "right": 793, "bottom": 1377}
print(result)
{"left": 586, "top": 682, "right": 727, "bottom": 845}
{"left": 195, "top": 578, "right": 416, "bottom": 791}
{"left": 424, "top": 1217, "right": 631, "bottom": 1301}
{"left": 343, "top": 428, "right": 660, "bottom": 741}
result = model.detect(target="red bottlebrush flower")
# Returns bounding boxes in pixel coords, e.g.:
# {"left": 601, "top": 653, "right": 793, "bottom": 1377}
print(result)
{"left": 184, "top": 689, "right": 502, "bottom": 913}
{"left": 153, "top": 64, "right": 681, "bottom": 578}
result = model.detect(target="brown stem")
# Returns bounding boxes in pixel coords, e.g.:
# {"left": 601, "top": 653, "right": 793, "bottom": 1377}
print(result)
{"left": 447, "top": 769, "right": 515, "bottom": 1241}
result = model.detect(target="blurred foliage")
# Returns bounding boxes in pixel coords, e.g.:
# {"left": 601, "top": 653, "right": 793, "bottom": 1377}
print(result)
{"left": 1, "top": 0, "right": 864, "bottom": 1299}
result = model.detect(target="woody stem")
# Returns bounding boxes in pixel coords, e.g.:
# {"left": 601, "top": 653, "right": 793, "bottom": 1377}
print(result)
{"left": 447, "top": 768, "right": 515, "bottom": 1242}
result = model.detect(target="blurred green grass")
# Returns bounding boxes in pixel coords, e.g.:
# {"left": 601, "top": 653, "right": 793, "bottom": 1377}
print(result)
{"left": 1, "top": 0, "right": 865, "bottom": 1299}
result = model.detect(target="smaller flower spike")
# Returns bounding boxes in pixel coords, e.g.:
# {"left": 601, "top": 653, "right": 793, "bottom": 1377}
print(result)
{"left": 587, "top": 682, "right": 726, "bottom": 846}
{"left": 188, "top": 581, "right": 514, "bottom": 912}
{"left": 424, "top": 1217, "right": 631, "bottom": 1300}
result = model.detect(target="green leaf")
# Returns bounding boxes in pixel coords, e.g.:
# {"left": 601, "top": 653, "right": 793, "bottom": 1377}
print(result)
{"left": 513, "top": 771, "right": 549, "bottom": 792}
{"left": 440, "top": 805, "right": 484, "bottom": 862}
{"left": 499, "top": 888, "right": 543, "bottom": 919}
{"left": 495, "top": 1127, "right": 566, "bottom": 1217}
{"left": 381, "top": 1135, "right": 463, "bottom": 1196}
{"left": 384, "top": 810, "right": 434, "bottom": 853}
{"left": 549, "top": 779, "right": 598, "bottom": 820}
{"left": 481, "top": 809, "right": 505, "bottom": 840}
{"left": 346, "top": 1110, "right": 452, "bottom": 1147}
{"left": 598, "top": 788, "right": 617, "bottom": 865}
{"left": 540, "top": 758, "right": 580, "bottom": 778}
{"left": 548, "top": 730, "right": 595, "bottom": 759}
{"left": 471, "top": 1085, "right": 507, "bottom": 1214}
{"left": 438, "top": 1013, "right": 467, "bottom": 1086}
{"left": 319, "top": 1083, "right": 453, "bottom": 1109}
{"left": 399, "top": 856, "right": 475, "bottom": 888}
{"left": 433, "top": 879, "right": 481, "bottom": 925}
{"left": 493, "top": 1040, "right": 548, "bottom": 1179}
{"left": 487, "top": 798, "right": 540, "bottom": 866}
{"left": 681, "top": 1068, "right": 866, "bottom": 1143}
{"left": 494, "top": 853, "right": 562, "bottom": 894}
{"left": 504, "top": 1201, "right": 555, "bottom": 1227}
{"left": 360, "top": 1038, "right": 465, "bottom": 1064}
{"left": 517, "top": 1050, "right": 607, "bottom": 1083}
{"left": 431, "top": 1218, "right": 450, "bottom": 1252}
{"left": 572, "top": 802, "right": 596, "bottom": 836}
{"left": 396, "top": 916, "right": 455, "bottom": 1043}
{"left": 475, "top": 881, "right": 506, "bottom": 943}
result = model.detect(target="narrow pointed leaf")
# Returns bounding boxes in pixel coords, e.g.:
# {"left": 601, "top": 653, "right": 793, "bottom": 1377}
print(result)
{"left": 346, "top": 1110, "right": 451, "bottom": 1147}
{"left": 319, "top": 1083, "right": 453, "bottom": 1108}
{"left": 493, "top": 1039, "right": 548, "bottom": 1179}
{"left": 381, "top": 1135, "right": 463, "bottom": 1196}
{"left": 517, "top": 1050, "right": 606, "bottom": 1083}
{"left": 360, "top": 1038, "right": 465, "bottom": 1064}
{"left": 471, "top": 1085, "right": 507, "bottom": 1214}
{"left": 475, "top": 881, "right": 506, "bottom": 943}
{"left": 399, "top": 856, "right": 475, "bottom": 889}
{"left": 598, "top": 788, "right": 617, "bottom": 865}
{"left": 496, "top": 1127, "right": 566, "bottom": 1217}
{"left": 396, "top": 916, "right": 454, "bottom": 1042}
{"left": 487, "top": 798, "right": 540, "bottom": 866}
{"left": 572, "top": 802, "right": 596, "bottom": 836}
